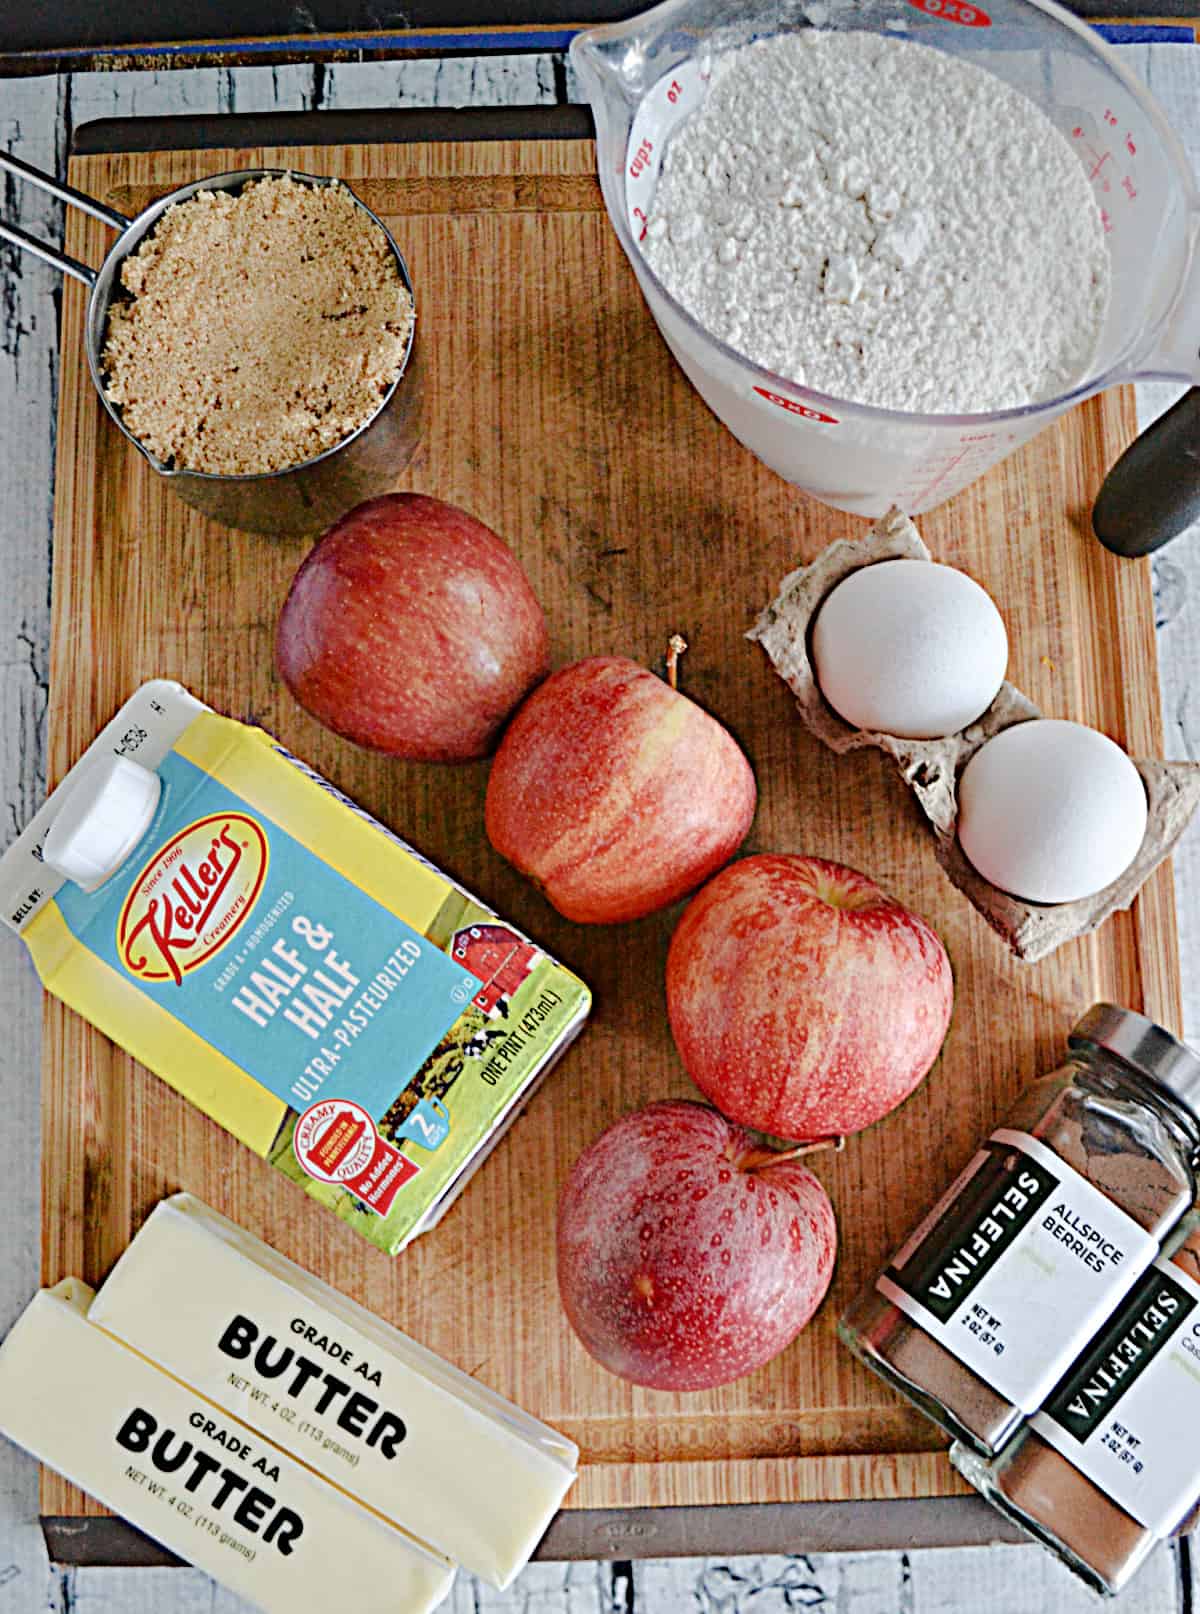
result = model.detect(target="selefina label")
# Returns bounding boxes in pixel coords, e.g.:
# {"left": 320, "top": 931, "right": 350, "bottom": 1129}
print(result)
{"left": 878, "top": 1128, "right": 1159, "bottom": 1413}
{"left": 887, "top": 1143, "right": 1058, "bottom": 1325}
{"left": 1034, "top": 1259, "right": 1200, "bottom": 1536}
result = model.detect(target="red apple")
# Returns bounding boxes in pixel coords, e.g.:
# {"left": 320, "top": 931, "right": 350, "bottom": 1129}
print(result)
{"left": 667, "top": 855, "right": 953, "bottom": 1139}
{"left": 485, "top": 656, "right": 756, "bottom": 923}
{"left": 276, "top": 493, "right": 549, "bottom": 761}
{"left": 557, "top": 1100, "right": 837, "bottom": 1390}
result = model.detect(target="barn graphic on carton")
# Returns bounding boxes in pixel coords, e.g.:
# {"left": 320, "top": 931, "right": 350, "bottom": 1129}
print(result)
{"left": 449, "top": 922, "right": 540, "bottom": 1019}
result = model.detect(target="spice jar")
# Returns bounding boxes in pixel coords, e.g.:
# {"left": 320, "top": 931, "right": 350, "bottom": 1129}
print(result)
{"left": 950, "top": 1217, "right": 1200, "bottom": 1596}
{"left": 839, "top": 1005, "right": 1200, "bottom": 1455}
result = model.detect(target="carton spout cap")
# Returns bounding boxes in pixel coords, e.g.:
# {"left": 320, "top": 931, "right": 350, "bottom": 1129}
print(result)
{"left": 42, "top": 756, "right": 161, "bottom": 891}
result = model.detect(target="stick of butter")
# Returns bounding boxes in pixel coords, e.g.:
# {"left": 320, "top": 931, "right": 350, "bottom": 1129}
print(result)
{"left": 89, "top": 1193, "right": 578, "bottom": 1588}
{"left": 0, "top": 1279, "right": 455, "bottom": 1614}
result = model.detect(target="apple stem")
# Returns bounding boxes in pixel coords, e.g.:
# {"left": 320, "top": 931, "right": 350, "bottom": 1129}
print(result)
{"left": 732, "top": 1136, "right": 846, "bottom": 1172}
{"left": 665, "top": 634, "right": 688, "bottom": 691}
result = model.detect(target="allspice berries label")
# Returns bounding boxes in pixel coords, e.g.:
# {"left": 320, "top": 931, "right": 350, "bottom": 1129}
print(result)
{"left": 878, "top": 1128, "right": 1159, "bottom": 1412}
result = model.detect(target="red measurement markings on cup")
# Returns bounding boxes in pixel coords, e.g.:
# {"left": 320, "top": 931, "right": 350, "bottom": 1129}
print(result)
{"left": 629, "top": 136, "right": 655, "bottom": 240}
{"left": 904, "top": 432, "right": 1004, "bottom": 511}
{"left": 629, "top": 139, "right": 654, "bottom": 180}
{"left": 907, "top": 0, "right": 991, "bottom": 25}
{"left": 1071, "top": 111, "right": 1139, "bottom": 229}
{"left": 753, "top": 387, "right": 839, "bottom": 424}
{"left": 628, "top": 70, "right": 705, "bottom": 242}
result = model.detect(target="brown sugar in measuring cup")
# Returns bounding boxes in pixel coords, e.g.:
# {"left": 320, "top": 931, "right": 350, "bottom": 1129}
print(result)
{"left": 102, "top": 175, "right": 414, "bottom": 479}
{"left": 0, "top": 153, "right": 422, "bottom": 538}
{"left": 951, "top": 1217, "right": 1200, "bottom": 1595}
{"left": 839, "top": 1006, "right": 1200, "bottom": 1456}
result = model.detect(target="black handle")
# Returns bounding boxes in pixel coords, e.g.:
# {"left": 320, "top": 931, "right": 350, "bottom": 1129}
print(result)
{"left": 1092, "top": 387, "right": 1200, "bottom": 557}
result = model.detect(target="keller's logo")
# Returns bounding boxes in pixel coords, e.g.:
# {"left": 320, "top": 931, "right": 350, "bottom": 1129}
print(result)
{"left": 116, "top": 814, "right": 269, "bottom": 986}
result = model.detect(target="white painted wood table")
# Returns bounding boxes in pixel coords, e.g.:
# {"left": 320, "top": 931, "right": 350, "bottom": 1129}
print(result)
{"left": 3, "top": 41, "right": 1200, "bottom": 1614}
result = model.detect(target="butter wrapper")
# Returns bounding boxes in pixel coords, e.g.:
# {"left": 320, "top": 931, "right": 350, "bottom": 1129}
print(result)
{"left": 0, "top": 680, "right": 591, "bottom": 1251}
{"left": 91, "top": 1193, "right": 577, "bottom": 1587}
{"left": 0, "top": 1280, "right": 454, "bottom": 1614}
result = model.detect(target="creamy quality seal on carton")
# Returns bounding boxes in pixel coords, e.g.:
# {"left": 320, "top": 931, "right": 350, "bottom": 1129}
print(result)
{"left": 0, "top": 681, "right": 591, "bottom": 1253}
{"left": 0, "top": 1279, "right": 455, "bottom": 1614}
{"left": 91, "top": 1193, "right": 578, "bottom": 1588}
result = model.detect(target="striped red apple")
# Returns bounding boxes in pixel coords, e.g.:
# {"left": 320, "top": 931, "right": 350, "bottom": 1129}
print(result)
{"left": 485, "top": 650, "right": 756, "bottom": 924}
{"left": 667, "top": 854, "right": 954, "bottom": 1139}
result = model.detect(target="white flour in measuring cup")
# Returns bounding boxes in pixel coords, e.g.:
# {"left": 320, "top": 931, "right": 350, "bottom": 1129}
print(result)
{"left": 640, "top": 30, "right": 1110, "bottom": 414}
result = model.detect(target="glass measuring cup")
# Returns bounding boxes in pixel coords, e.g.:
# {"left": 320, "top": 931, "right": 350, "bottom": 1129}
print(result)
{"left": 572, "top": 0, "right": 1200, "bottom": 519}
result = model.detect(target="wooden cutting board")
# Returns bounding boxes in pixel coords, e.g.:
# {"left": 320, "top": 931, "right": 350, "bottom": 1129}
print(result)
{"left": 41, "top": 122, "right": 1178, "bottom": 1523}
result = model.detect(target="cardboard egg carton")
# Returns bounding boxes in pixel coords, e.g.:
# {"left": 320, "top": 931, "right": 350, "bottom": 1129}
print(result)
{"left": 748, "top": 508, "right": 1200, "bottom": 964}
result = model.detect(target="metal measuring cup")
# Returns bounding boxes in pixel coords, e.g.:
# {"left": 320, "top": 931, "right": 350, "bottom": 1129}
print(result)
{"left": 0, "top": 151, "right": 423, "bottom": 538}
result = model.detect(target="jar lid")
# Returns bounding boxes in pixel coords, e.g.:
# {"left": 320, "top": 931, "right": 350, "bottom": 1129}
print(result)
{"left": 42, "top": 755, "right": 161, "bottom": 892}
{"left": 1069, "top": 1003, "right": 1200, "bottom": 1124}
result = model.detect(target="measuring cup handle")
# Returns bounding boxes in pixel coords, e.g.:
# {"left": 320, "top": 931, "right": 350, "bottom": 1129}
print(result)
{"left": 0, "top": 148, "right": 130, "bottom": 287}
{"left": 0, "top": 219, "right": 95, "bottom": 286}
{"left": 1092, "top": 388, "right": 1200, "bottom": 556}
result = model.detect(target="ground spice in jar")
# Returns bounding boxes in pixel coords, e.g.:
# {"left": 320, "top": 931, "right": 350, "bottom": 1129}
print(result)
{"left": 839, "top": 1006, "right": 1200, "bottom": 1456}
{"left": 952, "top": 1216, "right": 1200, "bottom": 1595}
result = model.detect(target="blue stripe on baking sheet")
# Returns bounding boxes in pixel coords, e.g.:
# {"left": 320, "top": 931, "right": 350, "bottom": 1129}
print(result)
{"left": 19, "top": 18, "right": 1197, "bottom": 61}
{"left": 1093, "top": 22, "right": 1195, "bottom": 40}
{"left": 17, "top": 27, "right": 583, "bottom": 60}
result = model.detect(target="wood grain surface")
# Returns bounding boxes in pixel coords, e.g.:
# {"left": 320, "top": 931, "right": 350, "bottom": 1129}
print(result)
{"left": 40, "top": 132, "right": 1177, "bottom": 1521}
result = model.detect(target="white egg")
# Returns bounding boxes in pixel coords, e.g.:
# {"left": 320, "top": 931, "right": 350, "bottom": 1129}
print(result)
{"left": 811, "top": 559, "right": 1008, "bottom": 739}
{"left": 957, "top": 720, "right": 1148, "bottom": 905}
